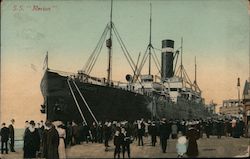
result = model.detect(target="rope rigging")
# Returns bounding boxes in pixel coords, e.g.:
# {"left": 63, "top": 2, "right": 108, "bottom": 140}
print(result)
{"left": 82, "top": 0, "right": 138, "bottom": 84}
{"left": 82, "top": 21, "right": 138, "bottom": 82}
{"left": 132, "top": 3, "right": 162, "bottom": 83}
{"left": 151, "top": 49, "right": 161, "bottom": 74}
{"left": 112, "top": 24, "right": 136, "bottom": 74}
{"left": 133, "top": 46, "right": 149, "bottom": 82}
{"left": 152, "top": 48, "right": 161, "bottom": 70}
{"left": 83, "top": 24, "right": 109, "bottom": 75}
{"left": 67, "top": 78, "right": 87, "bottom": 125}
{"left": 81, "top": 2, "right": 164, "bottom": 87}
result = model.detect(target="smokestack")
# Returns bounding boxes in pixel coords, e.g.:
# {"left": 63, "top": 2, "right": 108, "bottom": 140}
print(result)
{"left": 161, "top": 39, "right": 174, "bottom": 81}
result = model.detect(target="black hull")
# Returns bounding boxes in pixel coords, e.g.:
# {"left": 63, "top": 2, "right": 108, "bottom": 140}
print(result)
{"left": 41, "top": 70, "right": 152, "bottom": 124}
{"left": 40, "top": 70, "right": 211, "bottom": 124}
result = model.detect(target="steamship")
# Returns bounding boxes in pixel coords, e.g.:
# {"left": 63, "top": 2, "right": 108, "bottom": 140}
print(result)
{"left": 40, "top": 1, "right": 211, "bottom": 125}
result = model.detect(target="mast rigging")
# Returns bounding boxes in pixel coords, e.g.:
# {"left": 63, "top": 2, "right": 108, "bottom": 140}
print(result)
{"left": 107, "top": 0, "right": 113, "bottom": 85}
{"left": 133, "top": 3, "right": 161, "bottom": 82}
{"left": 83, "top": 0, "right": 137, "bottom": 84}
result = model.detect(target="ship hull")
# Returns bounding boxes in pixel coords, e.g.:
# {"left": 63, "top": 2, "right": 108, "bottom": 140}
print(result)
{"left": 41, "top": 70, "right": 152, "bottom": 124}
{"left": 40, "top": 70, "right": 211, "bottom": 124}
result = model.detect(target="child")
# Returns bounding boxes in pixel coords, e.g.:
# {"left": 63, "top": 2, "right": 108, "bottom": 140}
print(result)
{"left": 176, "top": 133, "right": 187, "bottom": 158}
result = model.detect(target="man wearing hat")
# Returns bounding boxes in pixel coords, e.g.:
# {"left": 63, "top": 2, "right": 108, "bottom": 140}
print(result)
{"left": 149, "top": 121, "right": 157, "bottom": 146}
{"left": 8, "top": 119, "right": 15, "bottom": 152}
{"left": 159, "top": 118, "right": 171, "bottom": 153}
{"left": 0, "top": 123, "right": 9, "bottom": 154}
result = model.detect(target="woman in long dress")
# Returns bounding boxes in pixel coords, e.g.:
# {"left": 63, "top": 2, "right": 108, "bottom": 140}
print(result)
{"left": 186, "top": 123, "right": 200, "bottom": 158}
{"left": 56, "top": 124, "right": 67, "bottom": 159}
{"left": 23, "top": 120, "right": 40, "bottom": 158}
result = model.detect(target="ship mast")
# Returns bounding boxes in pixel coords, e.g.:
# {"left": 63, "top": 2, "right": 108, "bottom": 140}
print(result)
{"left": 46, "top": 51, "right": 49, "bottom": 70}
{"left": 194, "top": 56, "right": 197, "bottom": 92}
{"left": 180, "top": 37, "right": 183, "bottom": 80}
{"left": 107, "top": 0, "right": 113, "bottom": 85}
{"left": 175, "top": 38, "right": 199, "bottom": 92}
{"left": 249, "top": 0, "right": 250, "bottom": 81}
{"left": 43, "top": 51, "right": 49, "bottom": 71}
{"left": 83, "top": 0, "right": 137, "bottom": 80}
{"left": 133, "top": 3, "right": 161, "bottom": 82}
{"left": 148, "top": 3, "right": 152, "bottom": 75}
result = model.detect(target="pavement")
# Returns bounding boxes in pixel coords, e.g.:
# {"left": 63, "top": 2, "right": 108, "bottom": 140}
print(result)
{"left": 0, "top": 136, "right": 249, "bottom": 158}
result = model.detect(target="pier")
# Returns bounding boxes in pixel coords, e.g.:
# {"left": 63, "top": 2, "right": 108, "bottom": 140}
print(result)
{"left": 0, "top": 136, "right": 249, "bottom": 158}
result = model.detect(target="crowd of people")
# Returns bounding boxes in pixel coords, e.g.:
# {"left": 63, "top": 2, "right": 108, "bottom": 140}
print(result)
{"left": 23, "top": 120, "right": 65, "bottom": 159}
{"left": 0, "top": 119, "right": 15, "bottom": 154}
{"left": 0, "top": 117, "right": 247, "bottom": 158}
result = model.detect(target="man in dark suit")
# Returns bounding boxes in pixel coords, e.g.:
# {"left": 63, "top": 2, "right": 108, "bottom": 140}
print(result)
{"left": 159, "top": 118, "right": 171, "bottom": 153}
{"left": 8, "top": 119, "right": 15, "bottom": 152}
{"left": 137, "top": 119, "right": 145, "bottom": 146}
{"left": 0, "top": 123, "right": 10, "bottom": 154}
{"left": 149, "top": 121, "right": 157, "bottom": 146}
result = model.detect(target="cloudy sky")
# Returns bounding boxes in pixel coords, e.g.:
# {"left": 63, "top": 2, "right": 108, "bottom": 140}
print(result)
{"left": 1, "top": 0, "right": 249, "bottom": 128}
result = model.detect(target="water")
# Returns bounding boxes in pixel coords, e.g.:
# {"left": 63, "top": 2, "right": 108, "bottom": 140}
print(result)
{"left": 15, "top": 128, "right": 25, "bottom": 149}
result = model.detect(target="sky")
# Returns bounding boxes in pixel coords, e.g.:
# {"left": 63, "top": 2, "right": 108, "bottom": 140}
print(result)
{"left": 1, "top": 0, "right": 249, "bottom": 128}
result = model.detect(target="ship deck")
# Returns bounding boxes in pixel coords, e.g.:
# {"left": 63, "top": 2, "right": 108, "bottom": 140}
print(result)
{"left": 1, "top": 136, "right": 249, "bottom": 158}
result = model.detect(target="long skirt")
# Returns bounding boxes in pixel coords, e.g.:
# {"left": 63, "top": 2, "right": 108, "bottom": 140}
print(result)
{"left": 187, "top": 140, "right": 198, "bottom": 157}
{"left": 58, "top": 138, "right": 66, "bottom": 159}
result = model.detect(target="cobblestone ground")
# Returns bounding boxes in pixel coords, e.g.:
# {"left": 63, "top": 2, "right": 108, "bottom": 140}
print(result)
{"left": 0, "top": 136, "right": 249, "bottom": 158}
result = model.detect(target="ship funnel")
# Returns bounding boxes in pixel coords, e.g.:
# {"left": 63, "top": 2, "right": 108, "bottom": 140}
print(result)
{"left": 161, "top": 39, "right": 174, "bottom": 80}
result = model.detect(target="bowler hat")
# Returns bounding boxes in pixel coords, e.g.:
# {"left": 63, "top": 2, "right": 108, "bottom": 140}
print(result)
{"left": 29, "top": 120, "right": 35, "bottom": 126}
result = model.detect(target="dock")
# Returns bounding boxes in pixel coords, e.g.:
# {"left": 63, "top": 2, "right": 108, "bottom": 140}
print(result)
{"left": 0, "top": 136, "right": 249, "bottom": 158}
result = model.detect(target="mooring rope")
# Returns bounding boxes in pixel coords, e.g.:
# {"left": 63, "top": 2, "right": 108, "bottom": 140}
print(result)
{"left": 67, "top": 78, "right": 87, "bottom": 125}
{"left": 72, "top": 80, "right": 98, "bottom": 125}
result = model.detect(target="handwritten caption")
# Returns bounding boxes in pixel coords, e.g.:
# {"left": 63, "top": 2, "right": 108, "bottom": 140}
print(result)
{"left": 13, "top": 4, "right": 57, "bottom": 12}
